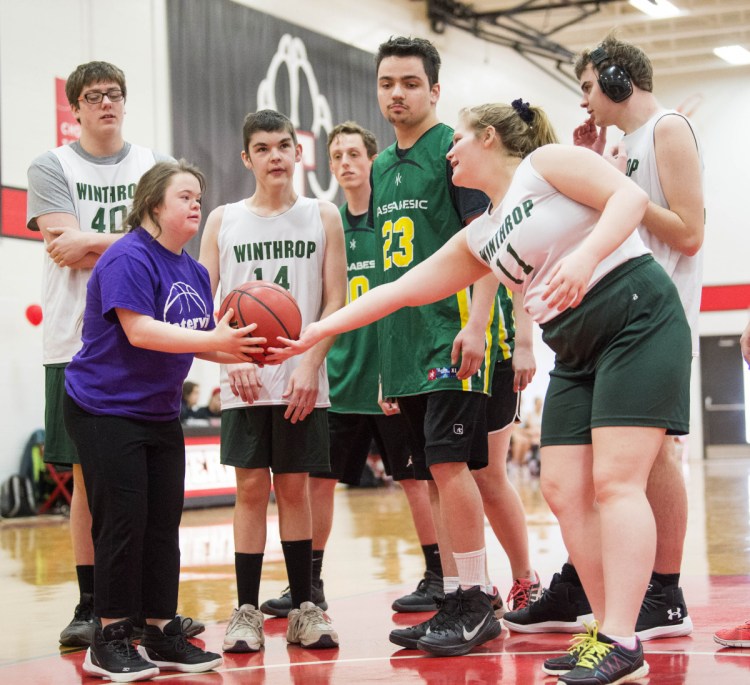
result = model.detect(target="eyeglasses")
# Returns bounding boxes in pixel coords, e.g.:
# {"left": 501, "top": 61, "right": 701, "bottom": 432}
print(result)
{"left": 78, "top": 88, "right": 124, "bottom": 105}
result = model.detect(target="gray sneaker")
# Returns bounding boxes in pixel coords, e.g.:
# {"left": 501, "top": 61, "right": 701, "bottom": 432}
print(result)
{"left": 286, "top": 602, "right": 339, "bottom": 649}
{"left": 60, "top": 593, "right": 97, "bottom": 647}
{"left": 391, "top": 571, "right": 444, "bottom": 613}
{"left": 222, "top": 604, "right": 264, "bottom": 653}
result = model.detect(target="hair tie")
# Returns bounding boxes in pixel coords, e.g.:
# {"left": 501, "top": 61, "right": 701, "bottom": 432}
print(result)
{"left": 511, "top": 98, "right": 534, "bottom": 124}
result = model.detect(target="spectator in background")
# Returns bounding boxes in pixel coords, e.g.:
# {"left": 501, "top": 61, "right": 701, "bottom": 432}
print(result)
{"left": 180, "top": 381, "right": 200, "bottom": 422}
{"left": 194, "top": 387, "right": 222, "bottom": 421}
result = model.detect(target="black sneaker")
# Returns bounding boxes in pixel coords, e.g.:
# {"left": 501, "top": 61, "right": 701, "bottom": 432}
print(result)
{"left": 542, "top": 623, "right": 601, "bottom": 676}
{"left": 503, "top": 570, "right": 593, "bottom": 634}
{"left": 389, "top": 591, "right": 461, "bottom": 649}
{"left": 558, "top": 632, "right": 649, "bottom": 684}
{"left": 137, "top": 617, "right": 223, "bottom": 673}
{"left": 83, "top": 619, "right": 159, "bottom": 683}
{"left": 60, "top": 592, "right": 97, "bottom": 647}
{"left": 635, "top": 580, "right": 693, "bottom": 640}
{"left": 416, "top": 586, "right": 502, "bottom": 657}
{"left": 391, "top": 570, "right": 444, "bottom": 612}
{"left": 260, "top": 579, "right": 328, "bottom": 618}
{"left": 131, "top": 614, "right": 205, "bottom": 640}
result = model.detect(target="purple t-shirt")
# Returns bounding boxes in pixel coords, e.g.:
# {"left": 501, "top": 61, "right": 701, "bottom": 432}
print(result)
{"left": 65, "top": 227, "right": 215, "bottom": 420}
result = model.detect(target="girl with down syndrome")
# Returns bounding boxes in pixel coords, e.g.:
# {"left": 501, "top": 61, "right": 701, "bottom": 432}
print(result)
{"left": 268, "top": 100, "right": 691, "bottom": 685}
{"left": 63, "top": 159, "right": 265, "bottom": 682}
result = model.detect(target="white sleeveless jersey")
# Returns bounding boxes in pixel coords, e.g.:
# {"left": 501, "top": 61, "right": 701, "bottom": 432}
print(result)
{"left": 43, "top": 143, "right": 157, "bottom": 363}
{"left": 466, "top": 152, "right": 649, "bottom": 324}
{"left": 623, "top": 110, "right": 704, "bottom": 355}
{"left": 217, "top": 196, "right": 329, "bottom": 409}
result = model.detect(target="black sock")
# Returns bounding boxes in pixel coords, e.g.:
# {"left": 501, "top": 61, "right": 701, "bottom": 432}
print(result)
{"left": 282, "top": 539, "right": 312, "bottom": 609}
{"left": 312, "top": 549, "right": 324, "bottom": 584}
{"left": 422, "top": 544, "right": 442, "bottom": 577}
{"left": 651, "top": 571, "right": 680, "bottom": 588}
{"left": 235, "top": 552, "right": 264, "bottom": 608}
{"left": 76, "top": 564, "right": 94, "bottom": 599}
{"left": 560, "top": 562, "right": 582, "bottom": 586}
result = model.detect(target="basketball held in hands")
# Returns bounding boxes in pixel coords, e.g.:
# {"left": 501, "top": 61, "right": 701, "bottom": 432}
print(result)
{"left": 218, "top": 281, "right": 302, "bottom": 364}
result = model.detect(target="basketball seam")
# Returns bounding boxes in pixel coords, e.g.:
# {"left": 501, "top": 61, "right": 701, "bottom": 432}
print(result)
{"left": 240, "top": 283, "right": 301, "bottom": 312}
{"left": 236, "top": 291, "right": 294, "bottom": 338}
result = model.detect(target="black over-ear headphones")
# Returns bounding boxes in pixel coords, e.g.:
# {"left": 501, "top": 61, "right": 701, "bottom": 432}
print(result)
{"left": 590, "top": 46, "right": 633, "bottom": 103}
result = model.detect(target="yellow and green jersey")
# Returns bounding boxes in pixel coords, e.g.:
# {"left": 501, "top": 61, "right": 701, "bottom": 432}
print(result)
{"left": 327, "top": 205, "right": 383, "bottom": 414}
{"left": 371, "top": 123, "right": 511, "bottom": 397}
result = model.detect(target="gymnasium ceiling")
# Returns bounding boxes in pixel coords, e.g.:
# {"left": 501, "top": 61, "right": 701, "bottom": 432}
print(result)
{"left": 423, "top": 0, "right": 750, "bottom": 81}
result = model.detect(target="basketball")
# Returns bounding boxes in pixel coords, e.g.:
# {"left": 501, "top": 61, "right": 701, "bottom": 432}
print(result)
{"left": 218, "top": 281, "right": 302, "bottom": 363}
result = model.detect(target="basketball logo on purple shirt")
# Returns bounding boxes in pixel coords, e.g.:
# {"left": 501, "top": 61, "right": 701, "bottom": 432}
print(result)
{"left": 164, "top": 282, "right": 210, "bottom": 330}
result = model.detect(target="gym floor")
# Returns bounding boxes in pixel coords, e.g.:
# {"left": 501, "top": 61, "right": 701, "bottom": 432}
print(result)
{"left": 1, "top": 457, "right": 749, "bottom": 684}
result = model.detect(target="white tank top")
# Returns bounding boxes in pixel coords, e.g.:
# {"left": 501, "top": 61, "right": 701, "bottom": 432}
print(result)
{"left": 44, "top": 143, "right": 157, "bottom": 363}
{"left": 623, "top": 110, "right": 704, "bottom": 354}
{"left": 466, "top": 152, "right": 649, "bottom": 324}
{"left": 217, "top": 195, "right": 329, "bottom": 408}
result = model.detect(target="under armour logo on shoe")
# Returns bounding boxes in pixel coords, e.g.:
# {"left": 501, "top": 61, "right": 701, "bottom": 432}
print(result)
{"left": 453, "top": 424, "right": 464, "bottom": 435}
{"left": 668, "top": 608, "right": 683, "bottom": 621}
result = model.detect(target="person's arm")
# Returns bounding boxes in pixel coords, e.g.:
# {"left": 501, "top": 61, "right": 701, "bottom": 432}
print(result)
{"left": 511, "top": 293, "right": 536, "bottom": 392}
{"left": 37, "top": 212, "right": 120, "bottom": 269}
{"left": 198, "top": 205, "right": 225, "bottom": 297}
{"left": 267, "top": 228, "right": 491, "bottom": 362}
{"left": 452, "top": 272, "right": 498, "bottom": 380}
{"left": 532, "top": 144, "right": 649, "bottom": 312}
{"left": 117, "top": 307, "right": 264, "bottom": 359}
{"left": 282, "top": 200, "right": 347, "bottom": 422}
{"left": 641, "top": 115, "right": 704, "bottom": 256}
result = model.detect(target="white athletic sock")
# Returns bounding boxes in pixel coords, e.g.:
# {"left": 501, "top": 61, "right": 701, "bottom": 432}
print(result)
{"left": 607, "top": 633, "right": 637, "bottom": 650}
{"left": 453, "top": 548, "right": 487, "bottom": 590}
{"left": 443, "top": 576, "right": 459, "bottom": 593}
{"left": 484, "top": 557, "right": 494, "bottom": 595}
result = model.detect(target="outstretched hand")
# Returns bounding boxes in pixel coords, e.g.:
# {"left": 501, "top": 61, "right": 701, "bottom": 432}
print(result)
{"left": 264, "top": 322, "right": 324, "bottom": 364}
{"left": 214, "top": 308, "right": 266, "bottom": 362}
{"left": 573, "top": 115, "right": 607, "bottom": 155}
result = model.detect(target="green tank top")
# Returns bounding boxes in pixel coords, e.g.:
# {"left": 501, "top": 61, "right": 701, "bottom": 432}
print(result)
{"left": 372, "top": 123, "right": 503, "bottom": 397}
{"left": 327, "top": 206, "right": 382, "bottom": 414}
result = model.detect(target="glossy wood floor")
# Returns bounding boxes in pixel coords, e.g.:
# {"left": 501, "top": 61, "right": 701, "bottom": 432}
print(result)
{"left": 2, "top": 457, "right": 750, "bottom": 683}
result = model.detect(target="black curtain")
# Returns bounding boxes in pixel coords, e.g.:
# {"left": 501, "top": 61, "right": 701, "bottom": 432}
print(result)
{"left": 167, "top": 0, "right": 395, "bottom": 256}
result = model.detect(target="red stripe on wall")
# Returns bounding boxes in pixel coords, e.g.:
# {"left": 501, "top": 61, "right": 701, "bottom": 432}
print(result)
{"left": 1, "top": 187, "right": 41, "bottom": 241}
{"left": 701, "top": 284, "right": 750, "bottom": 312}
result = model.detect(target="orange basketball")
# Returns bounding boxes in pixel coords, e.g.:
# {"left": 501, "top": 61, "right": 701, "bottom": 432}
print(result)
{"left": 218, "top": 281, "right": 302, "bottom": 363}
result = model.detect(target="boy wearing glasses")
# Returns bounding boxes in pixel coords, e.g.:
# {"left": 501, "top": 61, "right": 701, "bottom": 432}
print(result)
{"left": 26, "top": 61, "right": 195, "bottom": 649}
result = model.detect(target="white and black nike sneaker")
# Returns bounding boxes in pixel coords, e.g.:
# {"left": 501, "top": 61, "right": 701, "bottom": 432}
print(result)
{"left": 389, "top": 591, "right": 460, "bottom": 649}
{"left": 416, "top": 586, "right": 502, "bottom": 657}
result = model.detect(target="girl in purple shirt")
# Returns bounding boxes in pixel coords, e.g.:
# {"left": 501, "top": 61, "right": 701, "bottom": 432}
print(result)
{"left": 64, "top": 160, "right": 264, "bottom": 682}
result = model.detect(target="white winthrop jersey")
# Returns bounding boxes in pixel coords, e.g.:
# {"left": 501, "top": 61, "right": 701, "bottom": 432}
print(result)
{"left": 466, "top": 152, "right": 649, "bottom": 324}
{"left": 217, "top": 195, "right": 329, "bottom": 409}
{"left": 44, "top": 144, "right": 157, "bottom": 363}
{"left": 623, "top": 110, "right": 704, "bottom": 355}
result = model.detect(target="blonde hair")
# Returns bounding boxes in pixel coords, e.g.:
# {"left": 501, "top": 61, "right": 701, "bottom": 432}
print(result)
{"left": 460, "top": 102, "right": 559, "bottom": 158}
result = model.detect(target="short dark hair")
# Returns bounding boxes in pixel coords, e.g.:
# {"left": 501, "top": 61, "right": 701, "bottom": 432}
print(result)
{"left": 376, "top": 36, "right": 441, "bottom": 87}
{"left": 574, "top": 33, "right": 654, "bottom": 93}
{"left": 242, "top": 109, "right": 297, "bottom": 154}
{"left": 65, "top": 61, "right": 127, "bottom": 107}
{"left": 327, "top": 121, "right": 378, "bottom": 159}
